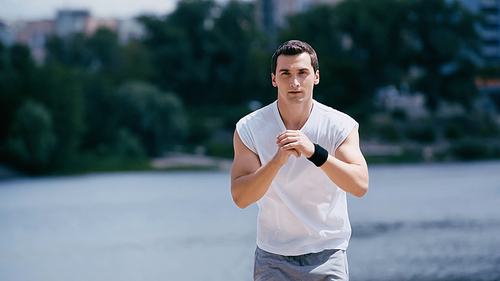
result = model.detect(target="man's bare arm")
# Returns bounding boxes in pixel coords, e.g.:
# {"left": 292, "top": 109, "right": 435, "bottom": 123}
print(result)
{"left": 321, "top": 128, "right": 369, "bottom": 197}
{"left": 230, "top": 131, "right": 299, "bottom": 209}
{"left": 276, "top": 128, "right": 369, "bottom": 197}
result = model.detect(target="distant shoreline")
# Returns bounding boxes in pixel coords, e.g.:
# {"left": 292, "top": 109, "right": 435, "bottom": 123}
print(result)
{"left": 0, "top": 154, "right": 234, "bottom": 180}
{"left": 2, "top": 152, "right": 499, "bottom": 180}
{"left": 0, "top": 163, "right": 22, "bottom": 180}
{"left": 151, "top": 153, "right": 233, "bottom": 171}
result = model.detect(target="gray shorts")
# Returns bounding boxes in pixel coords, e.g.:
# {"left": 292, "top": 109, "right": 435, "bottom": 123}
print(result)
{"left": 254, "top": 247, "right": 349, "bottom": 281}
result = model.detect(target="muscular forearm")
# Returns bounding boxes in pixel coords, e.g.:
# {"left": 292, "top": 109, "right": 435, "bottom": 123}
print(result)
{"left": 231, "top": 157, "right": 284, "bottom": 209}
{"left": 320, "top": 155, "right": 369, "bottom": 198}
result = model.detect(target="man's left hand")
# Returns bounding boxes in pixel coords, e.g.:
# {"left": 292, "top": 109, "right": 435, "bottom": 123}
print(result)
{"left": 276, "top": 130, "right": 315, "bottom": 158}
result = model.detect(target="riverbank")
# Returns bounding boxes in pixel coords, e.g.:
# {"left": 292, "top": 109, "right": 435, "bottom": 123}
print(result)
{"left": 0, "top": 153, "right": 233, "bottom": 181}
{"left": 0, "top": 164, "right": 22, "bottom": 180}
{"left": 151, "top": 153, "right": 233, "bottom": 171}
{"left": 2, "top": 142, "right": 499, "bottom": 180}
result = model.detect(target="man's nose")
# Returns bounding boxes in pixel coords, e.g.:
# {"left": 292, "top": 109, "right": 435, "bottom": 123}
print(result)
{"left": 290, "top": 76, "right": 300, "bottom": 87}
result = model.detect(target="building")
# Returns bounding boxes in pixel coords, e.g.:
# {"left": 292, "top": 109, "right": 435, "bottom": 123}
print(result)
{"left": 118, "top": 18, "right": 146, "bottom": 44}
{"left": 479, "top": 0, "right": 500, "bottom": 62}
{"left": 15, "top": 20, "right": 56, "bottom": 64}
{"left": 0, "top": 20, "right": 19, "bottom": 47}
{"left": 56, "top": 10, "right": 90, "bottom": 37}
{"left": 452, "top": 0, "right": 500, "bottom": 63}
{"left": 0, "top": 10, "right": 144, "bottom": 64}
{"left": 0, "top": 19, "right": 57, "bottom": 64}
{"left": 86, "top": 18, "right": 119, "bottom": 36}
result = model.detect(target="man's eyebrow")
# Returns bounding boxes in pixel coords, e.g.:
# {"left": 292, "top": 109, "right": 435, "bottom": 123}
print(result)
{"left": 278, "top": 68, "right": 310, "bottom": 73}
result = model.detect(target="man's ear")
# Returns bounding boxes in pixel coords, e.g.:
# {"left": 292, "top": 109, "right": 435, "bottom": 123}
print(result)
{"left": 314, "top": 70, "right": 320, "bottom": 85}
{"left": 271, "top": 73, "right": 277, "bottom": 87}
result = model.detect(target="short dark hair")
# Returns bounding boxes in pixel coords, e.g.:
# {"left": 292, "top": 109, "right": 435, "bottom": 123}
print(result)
{"left": 271, "top": 40, "right": 319, "bottom": 75}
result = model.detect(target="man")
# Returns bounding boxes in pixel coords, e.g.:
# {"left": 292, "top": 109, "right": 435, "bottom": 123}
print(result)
{"left": 231, "top": 40, "right": 369, "bottom": 280}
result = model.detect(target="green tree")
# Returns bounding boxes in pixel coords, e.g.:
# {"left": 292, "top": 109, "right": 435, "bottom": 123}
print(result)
{"left": 0, "top": 44, "right": 51, "bottom": 171}
{"left": 2, "top": 99, "right": 57, "bottom": 173}
{"left": 122, "top": 40, "right": 155, "bottom": 82}
{"left": 79, "top": 73, "right": 116, "bottom": 151}
{"left": 0, "top": 42, "right": 7, "bottom": 143}
{"left": 45, "top": 33, "right": 91, "bottom": 67}
{"left": 210, "top": 0, "right": 270, "bottom": 105}
{"left": 408, "top": 0, "right": 481, "bottom": 111}
{"left": 45, "top": 28, "right": 124, "bottom": 81}
{"left": 139, "top": 0, "right": 216, "bottom": 105}
{"left": 280, "top": 0, "right": 482, "bottom": 114}
{"left": 137, "top": 0, "right": 272, "bottom": 149}
{"left": 0, "top": 44, "right": 40, "bottom": 134}
{"left": 36, "top": 62, "right": 85, "bottom": 167}
{"left": 114, "top": 81, "right": 188, "bottom": 156}
{"left": 280, "top": 0, "right": 415, "bottom": 114}
{"left": 139, "top": 0, "right": 271, "bottom": 107}
{"left": 86, "top": 28, "right": 124, "bottom": 80}
{"left": 280, "top": 4, "right": 366, "bottom": 112}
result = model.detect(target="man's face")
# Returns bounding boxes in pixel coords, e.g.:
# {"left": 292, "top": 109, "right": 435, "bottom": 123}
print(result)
{"left": 271, "top": 52, "right": 319, "bottom": 105}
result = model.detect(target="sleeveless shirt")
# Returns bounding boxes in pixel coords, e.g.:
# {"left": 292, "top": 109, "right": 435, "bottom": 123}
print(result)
{"left": 236, "top": 99, "right": 358, "bottom": 256}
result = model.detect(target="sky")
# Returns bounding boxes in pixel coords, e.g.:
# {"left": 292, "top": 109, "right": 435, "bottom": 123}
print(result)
{"left": 0, "top": 0, "right": 180, "bottom": 21}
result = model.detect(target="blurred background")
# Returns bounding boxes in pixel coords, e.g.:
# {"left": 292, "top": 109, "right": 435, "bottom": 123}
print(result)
{"left": 0, "top": 0, "right": 499, "bottom": 280}
{"left": 1, "top": 0, "right": 499, "bottom": 174}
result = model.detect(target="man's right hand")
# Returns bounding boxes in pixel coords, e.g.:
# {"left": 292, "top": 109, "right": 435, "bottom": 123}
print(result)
{"left": 231, "top": 130, "right": 297, "bottom": 209}
{"left": 273, "top": 144, "right": 301, "bottom": 167}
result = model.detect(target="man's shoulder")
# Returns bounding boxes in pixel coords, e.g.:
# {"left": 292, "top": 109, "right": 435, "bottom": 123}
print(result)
{"left": 314, "top": 100, "right": 355, "bottom": 122}
{"left": 237, "top": 101, "right": 276, "bottom": 126}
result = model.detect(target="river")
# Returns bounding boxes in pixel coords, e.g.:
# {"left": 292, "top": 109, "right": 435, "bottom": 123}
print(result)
{"left": 0, "top": 160, "right": 499, "bottom": 281}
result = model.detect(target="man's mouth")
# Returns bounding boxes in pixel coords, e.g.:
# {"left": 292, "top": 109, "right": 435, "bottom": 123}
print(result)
{"left": 289, "top": 90, "right": 302, "bottom": 94}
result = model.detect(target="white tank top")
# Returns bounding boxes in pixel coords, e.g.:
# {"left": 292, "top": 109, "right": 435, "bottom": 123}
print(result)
{"left": 236, "top": 99, "right": 358, "bottom": 256}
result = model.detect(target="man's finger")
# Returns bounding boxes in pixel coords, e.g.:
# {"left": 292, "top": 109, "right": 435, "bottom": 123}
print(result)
{"left": 282, "top": 146, "right": 300, "bottom": 158}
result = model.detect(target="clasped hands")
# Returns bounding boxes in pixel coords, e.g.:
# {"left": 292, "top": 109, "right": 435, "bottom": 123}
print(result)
{"left": 275, "top": 130, "right": 315, "bottom": 162}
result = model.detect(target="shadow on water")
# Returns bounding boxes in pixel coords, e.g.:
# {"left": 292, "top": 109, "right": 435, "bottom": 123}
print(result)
{"left": 349, "top": 220, "right": 500, "bottom": 280}
{"left": 352, "top": 219, "right": 500, "bottom": 239}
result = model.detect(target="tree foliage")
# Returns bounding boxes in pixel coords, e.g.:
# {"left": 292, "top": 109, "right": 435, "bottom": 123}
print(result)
{"left": 407, "top": 0, "right": 481, "bottom": 110}
{"left": 138, "top": 0, "right": 270, "bottom": 106}
{"left": 3, "top": 99, "right": 57, "bottom": 173}
{"left": 0, "top": 0, "right": 493, "bottom": 174}
{"left": 282, "top": 0, "right": 482, "bottom": 113}
{"left": 114, "top": 81, "right": 187, "bottom": 156}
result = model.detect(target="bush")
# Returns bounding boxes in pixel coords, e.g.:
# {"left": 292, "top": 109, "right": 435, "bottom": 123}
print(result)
{"left": 477, "top": 115, "right": 500, "bottom": 138}
{"left": 444, "top": 121, "right": 464, "bottom": 139}
{"left": 56, "top": 152, "right": 152, "bottom": 175}
{"left": 391, "top": 108, "right": 407, "bottom": 121}
{"left": 379, "top": 123, "right": 402, "bottom": 142}
{"left": 205, "top": 140, "right": 234, "bottom": 159}
{"left": 405, "top": 121, "right": 437, "bottom": 143}
{"left": 2, "top": 99, "right": 57, "bottom": 173}
{"left": 114, "top": 81, "right": 188, "bottom": 156}
{"left": 365, "top": 148, "right": 423, "bottom": 164}
{"left": 452, "top": 139, "right": 490, "bottom": 160}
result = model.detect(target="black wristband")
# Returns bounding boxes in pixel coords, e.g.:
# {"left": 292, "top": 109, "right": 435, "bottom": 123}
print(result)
{"left": 307, "top": 143, "right": 329, "bottom": 167}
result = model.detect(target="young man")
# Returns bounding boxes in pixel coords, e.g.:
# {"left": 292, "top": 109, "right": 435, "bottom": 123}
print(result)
{"left": 231, "top": 40, "right": 369, "bottom": 280}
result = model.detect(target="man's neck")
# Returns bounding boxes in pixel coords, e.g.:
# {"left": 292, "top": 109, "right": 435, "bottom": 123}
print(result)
{"left": 277, "top": 99, "right": 314, "bottom": 130}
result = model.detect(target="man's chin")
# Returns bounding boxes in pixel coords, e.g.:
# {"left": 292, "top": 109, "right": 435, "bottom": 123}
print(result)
{"left": 287, "top": 96, "right": 310, "bottom": 104}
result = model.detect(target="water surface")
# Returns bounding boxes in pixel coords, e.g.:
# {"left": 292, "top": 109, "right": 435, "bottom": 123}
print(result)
{"left": 1, "top": 161, "right": 499, "bottom": 280}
